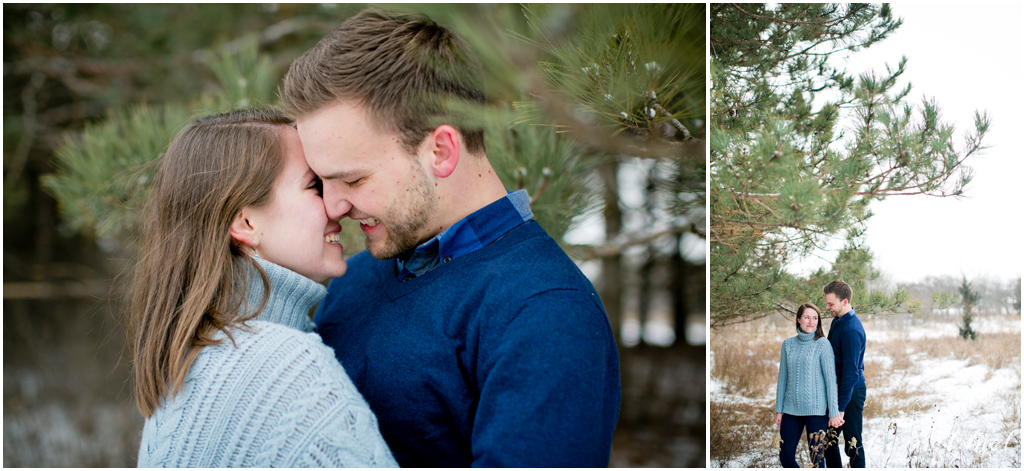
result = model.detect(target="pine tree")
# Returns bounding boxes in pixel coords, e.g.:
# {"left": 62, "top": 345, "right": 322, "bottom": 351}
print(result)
{"left": 958, "top": 275, "right": 980, "bottom": 340}
{"left": 39, "top": 5, "right": 706, "bottom": 340}
{"left": 709, "top": 4, "right": 990, "bottom": 325}
{"left": 1014, "top": 278, "right": 1022, "bottom": 315}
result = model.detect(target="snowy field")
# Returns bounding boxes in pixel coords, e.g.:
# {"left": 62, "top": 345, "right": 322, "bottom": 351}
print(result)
{"left": 710, "top": 312, "right": 1021, "bottom": 468}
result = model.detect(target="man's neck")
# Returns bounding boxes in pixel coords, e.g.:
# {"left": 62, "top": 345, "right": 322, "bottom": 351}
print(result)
{"left": 432, "top": 153, "right": 508, "bottom": 235}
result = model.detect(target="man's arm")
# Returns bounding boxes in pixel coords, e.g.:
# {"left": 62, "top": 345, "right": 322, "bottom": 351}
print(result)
{"left": 836, "top": 328, "right": 865, "bottom": 411}
{"left": 471, "top": 289, "right": 620, "bottom": 467}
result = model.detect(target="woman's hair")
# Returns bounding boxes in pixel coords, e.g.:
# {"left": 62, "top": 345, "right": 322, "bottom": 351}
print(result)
{"left": 282, "top": 8, "right": 486, "bottom": 156}
{"left": 795, "top": 303, "right": 825, "bottom": 340}
{"left": 129, "top": 108, "right": 293, "bottom": 417}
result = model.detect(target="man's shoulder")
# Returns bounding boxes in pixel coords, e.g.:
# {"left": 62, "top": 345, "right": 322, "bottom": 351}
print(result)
{"left": 483, "top": 222, "right": 589, "bottom": 280}
{"left": 846, "top": 312, "right": 866, "bottom": 334}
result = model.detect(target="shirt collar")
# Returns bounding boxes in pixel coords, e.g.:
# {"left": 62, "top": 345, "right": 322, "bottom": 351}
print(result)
{"left": 396, "top": 189, "right": 533, "bottom": 280}
{"left": 833, "top": 307, "right": 856, "bottom": 325}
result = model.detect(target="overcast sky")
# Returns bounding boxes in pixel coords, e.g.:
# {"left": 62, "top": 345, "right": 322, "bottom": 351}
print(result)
{"left": 796, "top": 3, "right": 1023, "bottom": 285}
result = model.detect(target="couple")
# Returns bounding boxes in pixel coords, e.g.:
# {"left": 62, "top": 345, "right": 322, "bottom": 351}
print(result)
{"left": 130, "top": 9, "right": 621, "bottom": 468}
{"left": 775, "top": 281, "right": 867, "bottom": 468}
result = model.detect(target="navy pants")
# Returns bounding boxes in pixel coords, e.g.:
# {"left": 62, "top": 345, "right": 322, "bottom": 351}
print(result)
{"left": 779, "top": 413, "right": 829, "bottom": 468}
{"left": 826, "top": 386, "right": 866, "bottom": 468}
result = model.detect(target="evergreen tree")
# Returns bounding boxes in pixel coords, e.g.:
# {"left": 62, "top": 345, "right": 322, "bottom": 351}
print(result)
{"left": 38, "top": 5, "right": 706, "bottom": 341}
{"left": 957, "top": 275, "right": 980, "bottom": 340}
{"left": 1014, "top": 278, "right": 1022, "bottom": 314}
{"left": 709, "top": 4, "right": 990, "bottom": 325}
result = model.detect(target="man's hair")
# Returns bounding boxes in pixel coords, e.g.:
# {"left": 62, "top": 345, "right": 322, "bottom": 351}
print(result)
{"left": 282, "top": 9, "right": 486, "bottom": 156}
{"left": 823, "top": 280, "right": 853, "bottom": 303}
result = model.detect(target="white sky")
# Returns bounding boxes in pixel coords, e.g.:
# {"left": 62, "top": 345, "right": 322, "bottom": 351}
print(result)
{"left": 798, "top": 3, "right": 1023, "bottom": 285}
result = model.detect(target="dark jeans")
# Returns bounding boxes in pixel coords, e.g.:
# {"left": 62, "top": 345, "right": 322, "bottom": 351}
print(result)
{"left": 826, "top": 385, "right": 866, "bottom": 468}
{"left": 779, "top": 414, "right": 829, "bottom": 468}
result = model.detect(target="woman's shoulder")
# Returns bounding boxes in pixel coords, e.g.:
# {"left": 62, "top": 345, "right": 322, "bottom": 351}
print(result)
{"left": 246, "top": 321, "right": 340, "bottom": 360}
{"left": 815, "top": 336, "right": 834, "bottom": 351}
{"left": 201, "top": 321, "right": 340, "bottom": 373}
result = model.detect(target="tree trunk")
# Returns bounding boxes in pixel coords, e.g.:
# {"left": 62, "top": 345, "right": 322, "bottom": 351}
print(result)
{"left": 599, "top": 160, "right": 623, "bottom": 341}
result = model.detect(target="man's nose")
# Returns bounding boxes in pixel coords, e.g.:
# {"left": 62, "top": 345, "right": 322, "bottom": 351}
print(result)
{"left": 322, "top": 181, "right": 353, "bottom": 220}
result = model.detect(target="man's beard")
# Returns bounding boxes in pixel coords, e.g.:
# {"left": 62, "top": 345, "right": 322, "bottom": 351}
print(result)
{"left": 366, "top": 164, "right": 436, "bottom": 260}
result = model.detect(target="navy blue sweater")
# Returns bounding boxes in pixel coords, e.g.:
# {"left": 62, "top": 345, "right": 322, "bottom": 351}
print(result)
{"left": 827, "top": 309, "right": 866, "bottom": 411}
{"left": 314, "top": 220, "right": 621, "bottom": 467}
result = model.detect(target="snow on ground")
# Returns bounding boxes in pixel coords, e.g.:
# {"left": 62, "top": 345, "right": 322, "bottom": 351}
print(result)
{"left": 711, "top": 313, "right": 1021, "bottom": 468}
{"left": 862, "top": 357, "right": 1020, "bottom": 468}
{"left": 869, "top": 313, "right": 1021, "bottom": 343}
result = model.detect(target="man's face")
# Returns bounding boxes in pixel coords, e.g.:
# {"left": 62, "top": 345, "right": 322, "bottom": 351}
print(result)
{"left": 297, "top": 101, "right": 437, "bottom": 260}
{"left": 823, "top": 293, "right": 847, "bottom": 318}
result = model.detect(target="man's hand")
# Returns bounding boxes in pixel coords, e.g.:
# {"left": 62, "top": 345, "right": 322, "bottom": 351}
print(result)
{"left": 828, "top": 416, "right": 844, "bottom": 428}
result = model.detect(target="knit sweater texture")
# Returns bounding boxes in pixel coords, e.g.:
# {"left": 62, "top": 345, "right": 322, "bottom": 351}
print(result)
{"left": 137, "top": 258, "right": 397, "bottom": 468}
{"left": 775, "top": 331, "right": 840, "bottom": 417}
{"left": 315, "top": 220, "right": 621, "bottom": 467}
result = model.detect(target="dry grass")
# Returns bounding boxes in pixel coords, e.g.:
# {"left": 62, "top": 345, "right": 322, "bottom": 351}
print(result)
{"left": 862, "top": 375, "right": 933, "bottom": 420}
{"left": 861, "top": 330, "right": 1020, "bottom": 421}
{"left": 1000, "top": 390, "right": 1022, "bottom": 448}
{"left": 710, "top": 401, "right": 778, "bottom": 467}
{"left": 890, "top": 332, "right": 1020, "bottom": 370}
{"left": 711, "top": 327, "right": 781, "bottom": 397}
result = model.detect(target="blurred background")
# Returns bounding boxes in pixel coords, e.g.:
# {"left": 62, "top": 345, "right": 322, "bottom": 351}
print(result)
{"left": 3, "top": 4, "right": 706, "bottom": 467}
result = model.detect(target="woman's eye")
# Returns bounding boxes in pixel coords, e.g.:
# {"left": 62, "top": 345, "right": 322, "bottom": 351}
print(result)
{"left": 309, "top": 177, "right": 323, "bottom": 196}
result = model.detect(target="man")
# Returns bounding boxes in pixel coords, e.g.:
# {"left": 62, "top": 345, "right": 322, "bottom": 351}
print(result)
{"left": 822, "top": 280, "right": 867, "bottom": 467}
{"left": 281, "top": 9, "right": 621, "bottom": 467}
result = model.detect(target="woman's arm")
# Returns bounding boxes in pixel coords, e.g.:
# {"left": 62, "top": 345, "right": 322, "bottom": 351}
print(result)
{"left": 775, "top": 339, "right": 788, "bottom": 422}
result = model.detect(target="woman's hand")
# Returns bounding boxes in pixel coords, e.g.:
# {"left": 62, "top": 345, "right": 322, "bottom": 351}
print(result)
{"left": 828, "top": 416, "right": 844, "bottom": 428}
{"left": 775, "top": 413, "right": 783, "bottom": 427}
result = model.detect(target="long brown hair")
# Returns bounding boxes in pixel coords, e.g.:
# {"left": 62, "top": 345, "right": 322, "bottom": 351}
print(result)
{"left": 282, "top": 8, "right": 486, "bottom": 155}
{"left": 795, "top": 303, "right": 826, "bottom": 340}
{"left": 129, "top": 108, "right": 293, "bottom": 417}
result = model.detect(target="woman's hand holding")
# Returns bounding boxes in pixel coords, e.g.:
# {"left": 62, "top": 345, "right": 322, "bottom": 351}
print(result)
{"left": 775, "top": 413, "right": 783, "bottom": 427}
{"left": 828, "top": 416, "right": 844, "bottom": 428}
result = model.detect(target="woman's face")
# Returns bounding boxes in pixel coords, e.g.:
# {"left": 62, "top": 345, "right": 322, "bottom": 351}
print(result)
{"left": 799, "top": 309, "right": 819, "bottom": 334}
{"left": 244, "top": 127, "right": 346, "bottom": 283}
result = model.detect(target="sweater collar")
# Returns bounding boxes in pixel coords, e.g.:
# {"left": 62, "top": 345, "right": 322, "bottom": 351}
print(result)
{"left": 797, "top": 331, "right": 816, "bottom": 342}
{"left": 244, "top": 258, "right": 326, "bottom": 333}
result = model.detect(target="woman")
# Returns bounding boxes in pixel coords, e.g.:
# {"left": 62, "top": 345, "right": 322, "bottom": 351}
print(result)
{"left": 774, "top": 303, "right": 841, "bottom": 468}
{"left": 131, "top": 108, "right": 396, "bottom": 467}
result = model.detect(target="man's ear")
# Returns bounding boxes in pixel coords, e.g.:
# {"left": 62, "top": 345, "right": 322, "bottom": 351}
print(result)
{"left": 229, "top": 210, "right": 258, "bottom": 247}
{"left": 428, "top": 125, "right": 460, "bottom": 179}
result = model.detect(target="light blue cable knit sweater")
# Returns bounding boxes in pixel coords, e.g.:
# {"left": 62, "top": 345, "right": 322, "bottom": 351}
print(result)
{"left": 775, "top": 331, "right": 840, "bottom": 417}
{"left": 137, "top": 258, "right": 397, "bottom": 467}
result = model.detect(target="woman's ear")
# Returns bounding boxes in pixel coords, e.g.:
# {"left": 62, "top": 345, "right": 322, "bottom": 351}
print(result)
{"left": 428, "top": 125, "right": 460, "bottom": 178}
{"left": 229, "top": 210, "right": 258, "bottom": 248}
